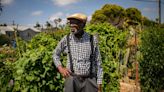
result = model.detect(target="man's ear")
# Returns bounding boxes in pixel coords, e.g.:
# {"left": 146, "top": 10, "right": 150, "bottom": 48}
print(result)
{"left": 80, "top": 23, "right": 86, "bottom": 28}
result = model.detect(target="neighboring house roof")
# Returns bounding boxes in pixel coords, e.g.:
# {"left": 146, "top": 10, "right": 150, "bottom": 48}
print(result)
{"left": 0, "top": 30, "right": 6, "bottom": 34}
{"left": 27, "top": 27, "right": 41, "bottom": 32}
{"left": 0, "top": 25, "right": 41, "bottom": 33}
{"left": 0, "top": 26, "right": 13, "bottom": 34}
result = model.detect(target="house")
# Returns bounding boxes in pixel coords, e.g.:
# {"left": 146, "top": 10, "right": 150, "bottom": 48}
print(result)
{"left": 0, "top": 25, "right": 41, "bottom": 41}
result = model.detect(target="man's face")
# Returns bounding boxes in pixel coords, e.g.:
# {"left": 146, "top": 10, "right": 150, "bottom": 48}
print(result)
{"left": 68, "top": 19, "right": 85, "bottom": 35}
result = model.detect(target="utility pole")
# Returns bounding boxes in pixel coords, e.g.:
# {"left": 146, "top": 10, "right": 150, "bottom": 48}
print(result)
{"left": 134, "top": 0, "right": 162, "bottom": 24}
{"left": 12, "top": 20, "right": 15, "bottom": 26}
{"left": 134, "top": 28, "right": 139, "bottom": 92}
{"left": 0, "top": 0, "right": 2, "bottom": 15}
{"left": 158, "top": 0, "right": 161, "bottom": 24}
{"left": 14, "top": 24, "right": 21, "bottom": 57}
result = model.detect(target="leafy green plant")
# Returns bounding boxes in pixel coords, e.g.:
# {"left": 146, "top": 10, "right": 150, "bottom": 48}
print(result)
{"left": 12, "top": 30, "right": 68, "bottom": 92}
{"left": 0, "top": 34, "right": 11, "bottom": 46}
{"left": 85, "top": 23, "right": 127, "bottom": 92}
{"left": 0, "top": 46, "right": 17, "bottom": 62}
{"left": 139, "top": 27, "right": 164, "bottom": 91}
{"left": 0, "top": 61, "right": 14, "bottom": 92}
{"left": 0, "top": 23, "right": 128, "bottom": 92}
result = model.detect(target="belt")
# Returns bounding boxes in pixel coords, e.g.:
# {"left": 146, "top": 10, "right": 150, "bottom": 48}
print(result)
{"left": 70, "top": 73, "right": 90, "bottom": 78}
{"left": 71, "top": 73, "right": 89, "bottom": 82}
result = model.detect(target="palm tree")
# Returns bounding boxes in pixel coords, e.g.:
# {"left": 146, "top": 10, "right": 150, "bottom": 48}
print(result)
{"left": 45, "top": 21, "right": 53, "bottom": 32}
{"left": 34, "top": 22, "right": 41, "bottom": 28}
{"left": 54, "top": 18, "right": 62, "bottom": 28}
{"left": 45, "top": 21, "right": 52, "bottom": 28}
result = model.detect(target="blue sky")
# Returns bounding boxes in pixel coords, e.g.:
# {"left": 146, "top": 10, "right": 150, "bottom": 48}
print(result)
{"left": 0, "top": 0, "right": 163, "bottom": 26}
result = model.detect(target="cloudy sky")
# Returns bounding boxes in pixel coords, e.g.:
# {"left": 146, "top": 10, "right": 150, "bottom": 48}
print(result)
{"left": 0, "top": 0, "right": 163, "bottom": 26}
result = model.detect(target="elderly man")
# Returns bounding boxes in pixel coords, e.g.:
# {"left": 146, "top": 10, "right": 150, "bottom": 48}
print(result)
{"left": 53, "top": 13, "right": 103, "bottom": 92}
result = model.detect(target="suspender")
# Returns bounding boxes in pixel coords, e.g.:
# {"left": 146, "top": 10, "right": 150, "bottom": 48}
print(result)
{"left": 89, "top": 35, "right": 94, "bottom": 77}
{"left": 67, "top": 33, "right": 74, "bottom": 73}
{"left": 66, "top": 34, "right": 94, "bottom": 76}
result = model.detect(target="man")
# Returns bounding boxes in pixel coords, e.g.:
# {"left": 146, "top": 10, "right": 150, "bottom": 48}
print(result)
{"left": 53, "top": 13, "right": 103, "bottom": 92}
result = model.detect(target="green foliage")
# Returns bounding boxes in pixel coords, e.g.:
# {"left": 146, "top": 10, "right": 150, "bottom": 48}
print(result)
{"left": 12, "top": 30, "right": 68, "bottom": 92}
{"left": 91, "top": 4, "right": 126, "bottom": 28}
{"left": 0, "top": 23, "right": 128, "bottom": 92}
{"left": 139, "top": 27, "right": 164, "bottom": 91}
{"left": 142, "top": 16, "right": 157, "bottom": 27}
{"left": 91, "top": 4, "right": 144, "bottom": 29}
{"left": 160, "top": 23, "right": 164, "bottom": 28}
{"left": 16, "top": 37, "right": 28, "bottom": 57}
{"left": 0, "top": 61, "right": 14, "bottom": 92}
{"left": 0, "top": 34, "right": 11, "bottom": 46}
{"left": 102, "top": 4, "right": 125, "bottom": 20}
{"left": 126, "top": 7, "right": 142, "bottom": 23}
{"left": 85, "top": 22, "right": 127, "bottom": 92}
{"left": 0, "top": 46, "right": 17, "bottom": 62}
{"left": 91, "top": 10, "right": 108, "bottom": 23}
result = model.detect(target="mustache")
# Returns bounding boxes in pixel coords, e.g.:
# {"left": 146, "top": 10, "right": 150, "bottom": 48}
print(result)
{"left": 70, "top": 24, "right": 79, "bottom": 28}
{"left": 69, "top": 24, "right": 80, "bottom": 33}
{"left": 70, "top": 27, "right": 77, "bottom": 33}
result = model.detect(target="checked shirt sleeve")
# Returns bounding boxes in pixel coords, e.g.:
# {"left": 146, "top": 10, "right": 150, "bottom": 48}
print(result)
{"left": 52, "top": 36, "right": 67, "bottom": 68}
{"left": 94, "top": 36, "right": 103, "bottom": 85}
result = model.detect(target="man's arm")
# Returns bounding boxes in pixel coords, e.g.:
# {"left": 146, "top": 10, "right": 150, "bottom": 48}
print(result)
{"left": 52, "top": 36, "right": 70, "bottom": 77}
{"left": 95, "top": 46, "right": 103, "bottom": 85}
{"left": 94, "top": 35, "right": 103, "bottom": 92}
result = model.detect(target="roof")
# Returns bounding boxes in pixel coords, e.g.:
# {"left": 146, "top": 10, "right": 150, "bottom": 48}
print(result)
{"left": 24, "top": 27, "right": 41, "bottom": 32}
{"left": 0, "top": 25, "right": 41, "bottom": 33}
{"left": 0, "top": 30, "right": 6, "bottom": 34}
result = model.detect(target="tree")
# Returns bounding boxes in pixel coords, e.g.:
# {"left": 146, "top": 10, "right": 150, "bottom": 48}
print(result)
{"left": 45, "top": 21, "right": 52, "bottom": 28}
{"left": 91, "top": 10, "right": 108, "bottom": 23}
{"left": 54, "top": 18, "right": 62, "bottom": 28}
{"left": 34, "top": 22, "right": 41, "bottom": 28}
{"left": 58, "top": 18, "right": 62, "bottom": 23}
{"left": 125, "top": 7, "right": 142, "bottom": 23}
{"left": 91, "top": 4, "right": 126, "bottom": 28}
{"left": 3, "top": 23, "right": 7, "bottom": 26}
{"left": 139, "top": 27, "right": 164, "bottom": 91}
{"left": 0, "top": 23, "right": 7, "bottom": 26}
{"left": 0, "top": 34, "right": 11, "bottom": 46}
{"left": 142, "top": 16, "right": 156, "bottom": 27}
{"left": 91, "top": 4, "right": 143, "bottom": 28}
{"left": 102, "top": 4, "right": 126, "bottom": 27}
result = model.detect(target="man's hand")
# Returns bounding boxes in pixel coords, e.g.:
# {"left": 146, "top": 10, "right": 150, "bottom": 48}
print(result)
{"left": 57, "top": 66, "right": 71, "bottom": 78}
{"left": 98, "top": 84, "right": 102, "bottom": 92}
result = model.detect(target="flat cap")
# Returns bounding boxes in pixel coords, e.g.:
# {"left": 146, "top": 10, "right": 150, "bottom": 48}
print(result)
{"left": 67, "top": 13, "right": 87, "bottom": 23}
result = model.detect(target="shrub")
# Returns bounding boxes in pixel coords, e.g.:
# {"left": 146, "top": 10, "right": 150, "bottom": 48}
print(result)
{"left": 0, "top": 34, "right": 11, "bottom": 46}
{"left": 85, "top": 23, "right": 127, "bottom": 91}
{"left": 12, "top": 31, "right": 68, "bottom": 92}
{"left": 139, "top": 27, "right": 164, "bottom": 91}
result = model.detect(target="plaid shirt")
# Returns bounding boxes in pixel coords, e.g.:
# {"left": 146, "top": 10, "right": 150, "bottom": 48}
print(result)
{"left": 52, "top": 32, "right": 103, "bottom": 84}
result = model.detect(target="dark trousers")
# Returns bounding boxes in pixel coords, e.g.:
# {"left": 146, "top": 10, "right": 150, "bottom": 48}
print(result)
{"left": 64, "top": 76, "right": 98, "bottom": 92}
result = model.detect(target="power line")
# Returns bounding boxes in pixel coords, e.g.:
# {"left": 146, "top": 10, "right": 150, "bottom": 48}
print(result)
{"left": 0, "top": 0, "right": 3, "bottom": 13}
{"left": 133, "top": 0, "right": 164, "bottom": 4}
{"left": 0, "top": 0, "right": 2, "bottom": 12}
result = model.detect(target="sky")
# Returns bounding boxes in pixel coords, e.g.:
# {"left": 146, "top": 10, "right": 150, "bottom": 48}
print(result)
{"left": 0, "top": 0, "right": 164, "bottom": 27}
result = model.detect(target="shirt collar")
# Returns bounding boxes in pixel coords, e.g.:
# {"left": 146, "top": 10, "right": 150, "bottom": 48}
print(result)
{"left": 70, "top": 31, "right": 87, "bottom": 41}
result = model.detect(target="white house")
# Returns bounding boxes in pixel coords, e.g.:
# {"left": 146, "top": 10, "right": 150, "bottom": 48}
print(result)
{"left": 0, "top": 25, "right": 41, "bottom": 41}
